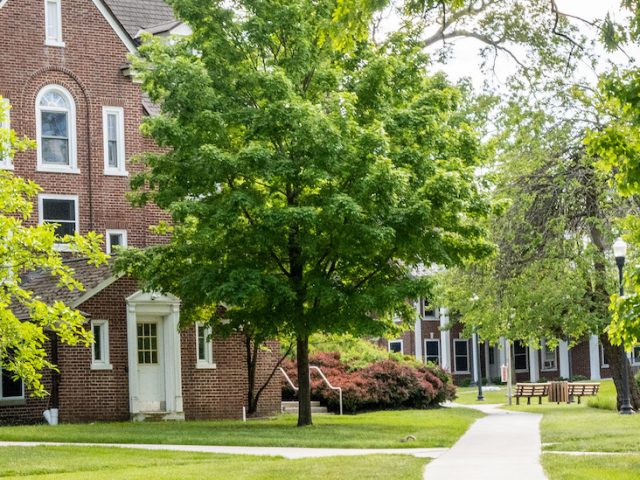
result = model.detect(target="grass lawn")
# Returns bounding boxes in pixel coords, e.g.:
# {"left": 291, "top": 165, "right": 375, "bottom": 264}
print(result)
{"left": 0, "top": 409, "right": 482, "bottom": 449}
{"left": 543, "top": 454, "right": 640, "bottom": 480}
{"left": 504, "top": 380, "right": 640, "bottom": 453}
{"left": 0, "top": 446, "right": 426, "bottom": 479}
{"left": 454, "top": 385, "right": 509, "bottom": 404}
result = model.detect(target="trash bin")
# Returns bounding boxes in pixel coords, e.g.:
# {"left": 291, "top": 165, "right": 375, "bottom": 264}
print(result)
{"left": 548, "top": 381, "right": 569, "bottom": 404}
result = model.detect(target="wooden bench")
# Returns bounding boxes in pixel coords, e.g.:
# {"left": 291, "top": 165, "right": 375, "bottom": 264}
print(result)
{"left": 568, "top": 383, "right": 600, "bottom": 404}
{"left": 514, "top": 383, "right": 549, "bottom": 405}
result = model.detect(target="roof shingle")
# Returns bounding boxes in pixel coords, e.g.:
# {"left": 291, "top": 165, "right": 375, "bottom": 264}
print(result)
{"left": 103, "top": 0, "right": 177, "bottom": 38}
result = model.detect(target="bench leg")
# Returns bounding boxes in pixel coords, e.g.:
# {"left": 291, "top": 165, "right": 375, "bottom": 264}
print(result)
{"left": 516, "top": 397, "right": 520, "bottom": 405}
{"left": 538, "top": 396, "right": 542, "bottom": 405}
{"left": 577, "top": 396, "right": 581, "bottom": 405}
{"left": 527, "top": 397, "right": 531, "bottom": 405}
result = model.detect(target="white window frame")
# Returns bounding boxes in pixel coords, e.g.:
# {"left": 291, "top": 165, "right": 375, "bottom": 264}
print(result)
{"left": 0, "top": 98, "right": 13, "bottom": 170}
{"left": 36, "top": 85, "right": 78, "bottom": 173}
{"left": 196, "top": 323, "right": 216, "bottom": 369}
{"left": 453, "top": 339, "right": 470, "bottom": 373}
{"left": 102, "top": 106, "right": 127, "bottom": 176}
{"left": 600, "top": 342, "right": 609, "bottom": 369}
{"left": 45, "top": 0, "right": 65, "bottom": 47}
{"left": 106, "top": 229, "right": 128, "bottom": 254}
{"left": 513, "top": 342, "right": 529, "bottom": 372}
{"left": 90, "top": 319, "right": 112, "bottom": 370}
{"left": 632, "top": 345, "right": 640, "bottom": 366}
{"left": 421, "top": 298, "right": 438, "bottom": 319}
{"left": 388, "top": 339, "right": 404, "bottom": 354}
{"left": 424, "top": 339, "right": 440, "bottom": 365}
{"left": 540, "top": 342, "right": 557, "bottom": 372}
{"left": 38, "top": 194, "right": 79, "bottom": 250}
{"left": 0, "top": 365, "right": 25, "bottom": 403}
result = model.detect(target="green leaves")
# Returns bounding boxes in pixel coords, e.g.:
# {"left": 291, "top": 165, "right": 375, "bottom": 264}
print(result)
{"left": 121, "top": 0, "right": 492, "bottom": 350}
{"left": 0, "top": 99, "right": 108, "bottom": 397}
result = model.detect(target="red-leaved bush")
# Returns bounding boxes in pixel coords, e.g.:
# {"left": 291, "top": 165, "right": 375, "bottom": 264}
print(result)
{"left": 282, "top": 352, "right": 456, "bottom": 413}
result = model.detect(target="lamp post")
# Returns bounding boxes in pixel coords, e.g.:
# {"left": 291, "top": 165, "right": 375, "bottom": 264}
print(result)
{"left": 613, "top": 237, "right": 635, "bottom": 415}
{"left": 471, "top": 294, "right": 484, "bottom": 401}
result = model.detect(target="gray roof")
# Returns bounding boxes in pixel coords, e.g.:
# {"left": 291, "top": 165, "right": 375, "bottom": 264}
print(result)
{"left": 13, "top": 258, "right": 117, "bottom": 319}
{"left": 103, "top": 0, "right": 177, "bottom": 38}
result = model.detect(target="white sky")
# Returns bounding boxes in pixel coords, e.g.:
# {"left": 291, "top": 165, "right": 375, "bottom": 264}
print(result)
{"left": 423, "top": 0, "right": 636, "bottom": 88}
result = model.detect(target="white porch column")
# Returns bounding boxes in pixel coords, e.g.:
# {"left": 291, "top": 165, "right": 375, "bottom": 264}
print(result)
{"left": 499, "top": 337, "right": 507, "bottom": 367}
{"left": 472, "top": 332, "right": 480, "bottom": 384}
{"left": 484, "top": 340, "right": 492, "bottom": 383}
{"left": 559, "top": 340, "right": 570, "bottom": 379}
{"left": 126, "top": 303, "right": 140, "bottom": 415}
{"left": 414, "top": 301, "right": 423, "bottom": 362}
{"left": 589, "top": 335, "right": 601, "bottom": 380}
{"left": 528, "top": 344, "right": 539, "bottom": 382}
{"left": 439, "top": 307, "right": 451, "bottom": 371}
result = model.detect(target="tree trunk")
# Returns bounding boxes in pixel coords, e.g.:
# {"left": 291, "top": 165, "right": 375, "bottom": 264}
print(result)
{"left": 246, "top": 334, "right": 259, "bottom": 415}
{"left": 296, "top": 335, "right": 312, "bottom": 426}
{"left": 601, "top": 335, "right": 640, "bottom": 411}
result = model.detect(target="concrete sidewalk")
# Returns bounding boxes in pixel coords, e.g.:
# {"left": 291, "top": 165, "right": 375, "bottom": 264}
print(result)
{"left": 0, "top": 441, "right": 448, "bottom": 459}
{"left": 423, "top": 404, "right": 547, "bottom": 480}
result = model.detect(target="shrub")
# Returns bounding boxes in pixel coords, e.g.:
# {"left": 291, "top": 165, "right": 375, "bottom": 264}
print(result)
{"left": 282, "top": 351, "right": 456, "bottom": 413}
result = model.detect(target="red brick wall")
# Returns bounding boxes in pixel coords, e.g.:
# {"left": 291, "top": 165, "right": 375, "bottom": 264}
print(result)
{"left": 181, "top": 332, "right": 281, "bottom": 420}
{"left": 0, "top": 0, "right": 167, "bottom": 250}
{"left": 56, "top": 277, "right": 138, "bottom": 423}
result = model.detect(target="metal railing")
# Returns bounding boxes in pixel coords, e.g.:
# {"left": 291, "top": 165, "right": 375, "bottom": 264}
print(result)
{"left": 278, "top": 365, "right": 343, "bottom": 415}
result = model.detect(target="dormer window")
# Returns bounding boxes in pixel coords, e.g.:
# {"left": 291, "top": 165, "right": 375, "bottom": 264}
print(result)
{"left": 45, "top": 0, "right": 64, "bottom": 46}
{"left": 36, "top": 85, "right": 78, "bottom": 173}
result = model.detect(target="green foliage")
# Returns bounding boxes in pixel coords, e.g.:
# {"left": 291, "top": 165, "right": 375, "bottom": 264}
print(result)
{"left": 117, "top": 0, "right": 493, "bottom": 380}
{"left": 309, "top": 333, "right": 411, "bottom": 370}
{"left": 0, "top": 99, "right": 108, "bottom": 396}
{"left": 586, "top": 69, "right": 640, "bottom": 350}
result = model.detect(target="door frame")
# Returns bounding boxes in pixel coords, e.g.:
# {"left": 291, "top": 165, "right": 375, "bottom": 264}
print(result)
{"left": 126, "top": 291, "right": 183, "bottom": 416}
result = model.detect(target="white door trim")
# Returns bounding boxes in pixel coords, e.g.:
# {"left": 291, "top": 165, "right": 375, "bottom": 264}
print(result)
{"left": 126, "top": 291, "right": 183, "bottom": 416}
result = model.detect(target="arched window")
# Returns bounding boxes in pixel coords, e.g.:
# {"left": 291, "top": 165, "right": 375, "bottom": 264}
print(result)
{"left": 36, "top": 85, "right": 77, "bottom": 172}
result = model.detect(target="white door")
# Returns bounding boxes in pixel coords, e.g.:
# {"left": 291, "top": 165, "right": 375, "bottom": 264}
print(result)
{"left": 136, "top": 316, "right": 165, "bottom": 411}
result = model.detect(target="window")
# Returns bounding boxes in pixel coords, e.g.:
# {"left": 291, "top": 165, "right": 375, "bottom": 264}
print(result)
{"left": 388, "top": 340, "right": 403, "bottom": 354}
{"left": 540, "top": 341, "right": 557, "bottom": 371}
{"left": 106, "top": 229, "right": 127, "bottom": 254}
{"left": 36, "top": 85, "right": 77, "bottom": 172}
{"left": 137, "top": 323, "right": 158, "bottom": 364}
{"left": 454, "top": 339, "right": 469, "bottom": 373}
{"left": 1, "top": 367, "right": 24, "bottom": 401}
{"left": 600, "top": 342, "right": 609, "bottom": 368}
{"left": 425, "top": 339, "right": 440, "bottom": 365}
{"left": 0, "top": 98, "right": 13, "bottom": 170}
{"left": 45, "top": 0, "right": 64, "bottom": 46}
{"left": 513, "top": 342, "right": 529, "bottom": 372}
{"left": 91, "top": 320, "right": 112, "bottom": 370}
{"left": 39, "top": 195, "right": 78, "bottom": 241}
{"left": 196, "top": 323, "right": 215, "bottom": 368}
{"left": 102, "top": 107, "right": 126, "bottom": 175}
{"left": 632, "top": 345, "right": 640, "bottom": 366}
{"left": 421, "top": 298, "right": 437, "bottom": 318}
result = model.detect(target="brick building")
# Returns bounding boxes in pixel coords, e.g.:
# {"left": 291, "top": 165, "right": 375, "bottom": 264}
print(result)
{"left": 381, "top": 297, "right": 640, "bottom": 385}
{"left": 0, "top": 0, "right": 280, "bottom": 423}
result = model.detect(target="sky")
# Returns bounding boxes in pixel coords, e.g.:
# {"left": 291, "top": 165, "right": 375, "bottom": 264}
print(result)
{"left": 422, "top": 0, "right": 635, "bottom": 88}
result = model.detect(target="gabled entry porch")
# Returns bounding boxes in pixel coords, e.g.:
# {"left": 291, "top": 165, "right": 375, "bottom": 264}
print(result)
{"left": 126, "top": 291, "right": 184, "bottom": 421}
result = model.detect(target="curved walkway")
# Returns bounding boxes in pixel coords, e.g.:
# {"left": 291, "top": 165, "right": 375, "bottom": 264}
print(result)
{"left": 0, "top": 441, "right": 448, "bottom": 459}
{"left": 423, "top": 403, "right": 547, "bottom": 480}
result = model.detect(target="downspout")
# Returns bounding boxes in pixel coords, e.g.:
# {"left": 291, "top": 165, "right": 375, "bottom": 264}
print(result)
{"left": 44, "top": 332, "right": 60, "bottom": 425}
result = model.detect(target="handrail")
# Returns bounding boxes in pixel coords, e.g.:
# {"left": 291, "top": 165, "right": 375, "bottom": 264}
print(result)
{"left": 310, "top": 365, "right": 343, "bottom": 416}
{"left": 279, "top": 367, "right": 298, "bottom": 392}
{"left": 278, "top": 365, "right": 343, "bottom": 415}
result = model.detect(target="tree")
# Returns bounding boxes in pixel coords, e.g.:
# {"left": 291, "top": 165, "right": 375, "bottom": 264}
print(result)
{"left": 117, "top": 0, "right": 493, "bottom": 426}
{"left": 436, "top": 88, "right": 640, "bottom": 410}
{"left": 0, "top": 99, "right": 107, "bottom": 397}
{"left": 588, "top": 69, "right": 640, "bottom": 351}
